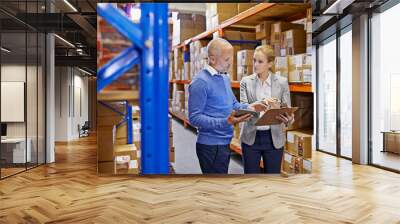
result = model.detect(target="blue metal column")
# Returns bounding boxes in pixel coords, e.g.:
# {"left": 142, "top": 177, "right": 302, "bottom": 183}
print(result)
{"left": 140, "top": 3, "right": 169, "bottom": 174}
{"left": 126, "top": 101, "right": 133, "bottom": 144}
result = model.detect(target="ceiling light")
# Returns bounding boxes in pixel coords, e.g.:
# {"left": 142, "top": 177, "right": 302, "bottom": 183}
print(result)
{"left": 54, "top": 34, "right": 75, "bottom": 48}
{"left": 1, "top": 47, "right": 11, "bottom": 53}
{"left": 63, "top": 0, "right": 78, "bottom": 12}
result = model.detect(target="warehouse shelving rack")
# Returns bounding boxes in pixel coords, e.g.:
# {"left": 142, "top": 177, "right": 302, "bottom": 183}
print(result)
{"left": 97, "top": 3, "right": 170, "bottom": 174}
{"left": 169, "top": 3, "right": 313, "bottom": 157}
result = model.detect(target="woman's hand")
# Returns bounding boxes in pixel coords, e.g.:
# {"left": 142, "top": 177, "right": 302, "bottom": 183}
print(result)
{"left": 263, "top": 98, "right": 280, "bottom": 109}
{"left": 276, "top": 112, "right": 293, "bottom": 126}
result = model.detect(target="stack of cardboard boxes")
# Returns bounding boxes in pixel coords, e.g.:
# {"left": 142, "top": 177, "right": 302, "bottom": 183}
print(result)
{"left": 283, "top": 129, "right": 313, "bottom": 174}
{"left": 172, "top": 13, "right": 205, "bottom": 47}
{"left": 173, "top": 48, "right": 183, "bottom": 80}
{"left": 206, "top": 3, "right": 257, "bottom": 31}
{"left": 270, "top": 21, "right": 304, "bottom": 56}
{"left": 252, "top": 19, "right": 312, "bottom": 83}
{"left": 288, "top": 53, "right": 312, "bottom": 83}
{"left": 237, "top": 50, "right": 254, "bottom": 81}
{"left": 282, "top": 93, "right": 314, "bottom": 174}
{"left": 256, "top": 21, "right": 275, "bottom": 45}
{"left": 97, "top": 102, "right": 141, "bottom": 175}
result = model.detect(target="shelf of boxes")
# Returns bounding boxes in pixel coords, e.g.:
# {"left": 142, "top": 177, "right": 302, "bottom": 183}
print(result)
{"left": 168, "top": 3, "right": 314, "bottom": 173}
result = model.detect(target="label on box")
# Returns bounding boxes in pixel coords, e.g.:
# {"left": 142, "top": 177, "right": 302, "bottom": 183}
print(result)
{"left": 129, "top": 160, "right": 138, "bottom": 169}
{"left": 303, "top": 159, "right": 312, "bottom": 171}
{"left": 284, "top": 152, "right": 292, "bottom": 162}
{"left": 287, "top": 132, "right": 295, "bottom": 143}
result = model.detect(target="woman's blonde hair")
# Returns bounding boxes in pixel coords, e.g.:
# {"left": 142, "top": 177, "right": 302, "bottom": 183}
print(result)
{"left": 254, "top": 45, "right": 275, "bottom": 71}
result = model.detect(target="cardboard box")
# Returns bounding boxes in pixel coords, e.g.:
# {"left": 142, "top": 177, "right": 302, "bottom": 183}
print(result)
{"left": 282, "top": 151, "right": 312, "bottom": 174}
{"left": 284, "top": 29, "right": 306, "bottom": 55}
{"left": 241, "top": 31, "right": 256, "bottom": 41}
{"left": 384, "top": 132, "right": 400, "bottom": 154}
{"left": 271, "top": 22, "right": 304, "bottom": 44}
{"left": 261, "top": 39, "right": 270, "bottom": 45}
{"left": 227, "top": 45, "right": 242, "bottom": 81}
{"left": 222, "top": 30, "right": 241, "bottom": 40}
{"left": 97, "top": 126, "right": 115, "bottom": 162}
{"left": 282, "top": 151, "right": 294, "bottom": 173}
{"left": 286, "top": 130, "right": 313, "bottom": 159}
{"left": 172, "top": 13, "right": 206, "bottom": 46}
{"left": 255, "top": 21, "right": 275, "bottom": 40}
{"left": 237, "top": 65, "right": 253, "bottom": 81}
{"left": 237, "top": 50, "right": 254, "bottom": 66}
{"left": 272, "top": 44, "right": 282, "bottom": 56}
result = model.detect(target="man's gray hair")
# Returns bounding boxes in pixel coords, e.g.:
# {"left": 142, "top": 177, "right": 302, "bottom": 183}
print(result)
{"left": 207, "top": 38, "right": 232, "bottom": 58}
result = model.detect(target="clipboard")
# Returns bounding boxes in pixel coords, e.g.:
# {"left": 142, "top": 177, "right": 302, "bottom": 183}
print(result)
{"left": 255, "top": 107, "right": 298, "bottom": 126}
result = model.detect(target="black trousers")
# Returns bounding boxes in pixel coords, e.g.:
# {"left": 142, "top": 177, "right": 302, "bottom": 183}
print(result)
{"left": 241, "top": 130, "right": 283, "bottom": 174}
{"left": 196, "top": 143, "right": 230, "bottom": 174}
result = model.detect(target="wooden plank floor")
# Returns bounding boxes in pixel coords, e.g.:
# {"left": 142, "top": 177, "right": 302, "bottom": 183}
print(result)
{"left": 1, "top": 135, "right": 400, "bottom": 223}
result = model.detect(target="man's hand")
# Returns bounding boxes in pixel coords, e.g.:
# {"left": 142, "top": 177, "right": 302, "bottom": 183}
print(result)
{"left": 227, "top": 111, "right": 252, "bottom": 125}
{"left": 248, "top": 102, "right": 267, "bottom": 112}
{"left": 276, "top": 112, "right": 293, "bottom": 126}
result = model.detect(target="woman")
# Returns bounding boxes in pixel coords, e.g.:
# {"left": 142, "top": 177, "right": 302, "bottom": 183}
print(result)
{"left": 239, "top": 45, "right": 294, "bottom": 174}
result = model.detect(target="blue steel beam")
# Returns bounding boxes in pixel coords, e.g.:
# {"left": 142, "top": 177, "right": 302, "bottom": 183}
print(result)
{"left": 97, "top": 3, "right": 145, "bottom": 50}
{"left": 126, "top": 101, "right": 133, "bottom": 144}
{"left": 140, "top": 3, "right": 169, "bottom": 174}
{"left": 97, "top": 46, "right": 139, "bottom": 92}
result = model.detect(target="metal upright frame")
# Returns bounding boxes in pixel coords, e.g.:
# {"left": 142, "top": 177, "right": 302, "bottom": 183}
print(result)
{"left": 97, "top": 3, "right": 169, "bottom": 174}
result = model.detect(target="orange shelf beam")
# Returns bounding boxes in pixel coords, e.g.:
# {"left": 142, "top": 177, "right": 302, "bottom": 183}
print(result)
{"left": 289, "top": 83, "right": 312, "bottom": 93}
{"left": 169, "top": 80, "right": 191, "bottom": 85}
{"left": 231, "top": 81, "right": 240, "bottom": 89}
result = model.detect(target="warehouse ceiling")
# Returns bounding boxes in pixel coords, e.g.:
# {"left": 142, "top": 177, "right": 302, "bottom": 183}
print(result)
{"left": 0, "top": 0, "right": 97, "bottom": 74}
{"left": 312, "top": 0, "right": 390, "bottom": 43}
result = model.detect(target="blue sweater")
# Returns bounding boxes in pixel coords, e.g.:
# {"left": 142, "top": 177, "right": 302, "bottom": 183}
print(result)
{"left": 188, "top": 69, "right": 248, "bottom": 145}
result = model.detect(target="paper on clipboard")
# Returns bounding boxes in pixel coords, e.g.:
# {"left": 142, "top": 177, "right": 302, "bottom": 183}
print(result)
{"left": 255, "top": 107, "right": 298, "bottom": 126}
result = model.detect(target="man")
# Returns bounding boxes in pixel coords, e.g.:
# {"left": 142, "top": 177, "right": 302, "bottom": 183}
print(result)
{"left": 188, "top": 38, "right": 267, "bottom": 174}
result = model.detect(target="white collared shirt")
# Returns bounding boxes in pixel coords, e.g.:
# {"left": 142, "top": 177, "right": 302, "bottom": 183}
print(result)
{"left": 205, "top": 64, "right": 220, "bottom": 76}
{"left": 255, "top": 73, "right": 272, "bottom": 130}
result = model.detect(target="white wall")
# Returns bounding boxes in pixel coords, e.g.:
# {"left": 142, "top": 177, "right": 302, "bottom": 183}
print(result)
{"left": 54, "top": 66, "right": 89, "bottom": 141}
